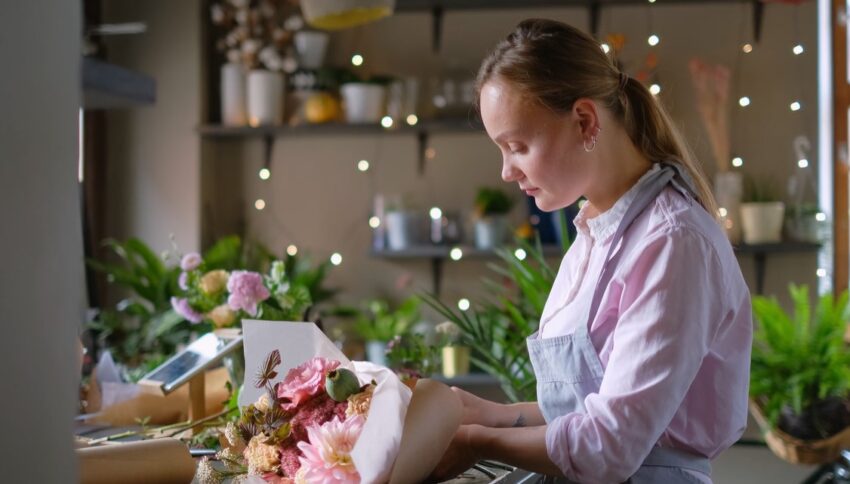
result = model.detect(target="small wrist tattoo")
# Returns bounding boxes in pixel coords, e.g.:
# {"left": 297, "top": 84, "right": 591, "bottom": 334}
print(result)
{"left": 512, "top": 413, "right": 526, "bottom": 428}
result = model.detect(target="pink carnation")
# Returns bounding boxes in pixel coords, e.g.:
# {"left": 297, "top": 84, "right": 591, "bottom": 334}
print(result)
{"left": 297, "top": 415, "right": 364, "bottom": 483}
{"left": 171, "top": 297, "right": 203, "bottom": 324}
{"left": 180, "top": 252, "right": 202, "bottom": 271}
{"left": 276, "top": 357, "right": 340, "bottom": 411}
{"left": 288, "top": 392, "right": 349, "bottom": 443}
{"left": 226, "top": 270, "right": 270, "bottom": 316}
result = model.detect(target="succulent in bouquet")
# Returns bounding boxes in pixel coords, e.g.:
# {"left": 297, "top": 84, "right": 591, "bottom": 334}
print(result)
{"left": 171, "top": 255, "right": 312, "bottom": 329}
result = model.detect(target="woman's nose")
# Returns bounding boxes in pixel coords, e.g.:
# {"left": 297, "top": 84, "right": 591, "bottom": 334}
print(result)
{"left": 501, "top": 157, "right": 521, "bottom": 182}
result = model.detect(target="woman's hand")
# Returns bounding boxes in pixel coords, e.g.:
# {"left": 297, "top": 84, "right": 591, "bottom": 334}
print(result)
{"left": 452, "top": 386, "right": 503, "bottom": 427}
{"left": 428, "top": 424, "right": 485, "bottom": 482}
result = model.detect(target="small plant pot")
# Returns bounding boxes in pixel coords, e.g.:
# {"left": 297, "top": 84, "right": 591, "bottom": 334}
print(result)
{"left": 785, "top": 210, "right": 823, "bottom": 243}
{"left": 247, "top": 69, "right": 284, "bottom": 126}
{"left": 220, "top": 62, "right": 247, "bottom": 126}
{"left": 341, "top": 83, "right": 386, "bottom": 123}
{"left": 365, "top": 340, "right": 388, "bottom": 367}
{"left": 441, "top": 346, "right": 470, "bottom": 378}
{"left": 474, "top": 216, "right": 509, "bottom": 250}
{"left": 385, "top": 211, "right": 427, "bottom": 251}
{"left": 294, "top": 31, "right": 329, "bottom": 69}
{"left": 741, "top": 202, "right": 785, "bottom": 244}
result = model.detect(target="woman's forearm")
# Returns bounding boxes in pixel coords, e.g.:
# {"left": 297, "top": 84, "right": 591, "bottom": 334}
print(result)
{"left": 473, "top": 425, "right": 563, "bottom": 476}
{"left": 488, "top": 402, "right": 547, "bottom": 428}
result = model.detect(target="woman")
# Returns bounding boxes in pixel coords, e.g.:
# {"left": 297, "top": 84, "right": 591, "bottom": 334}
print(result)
{"left": 431, "top": 19, "right": 752, "bottom": 484}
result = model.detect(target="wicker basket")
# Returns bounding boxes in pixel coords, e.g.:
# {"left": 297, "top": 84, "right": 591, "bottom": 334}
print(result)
{"left": 749, "top": 398, "right": 850, "bottom": 465}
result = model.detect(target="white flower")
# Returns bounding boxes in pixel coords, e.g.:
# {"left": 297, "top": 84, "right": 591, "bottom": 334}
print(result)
{"left": 227, "top": 49, "right": 241, "bottom": 63}
{"left": 282, "top": 56, "right": 298, "bottom": 74}
{"left": 241, "top": 39, "right": 261, "bottom": 55}
{"left": 284, "top": 15, "right": 304, "bottom": 31}
{"left": 196, "top": 457, "right": 223, "bottom": 484}
{"left": 211, "top": 5, "right": 225, "bottom": 24}
{"left": 235, "top": 8, "right": 248, "bottom": 25}
{"left": 229, "top": 0, "right": 248, "bottom": 9}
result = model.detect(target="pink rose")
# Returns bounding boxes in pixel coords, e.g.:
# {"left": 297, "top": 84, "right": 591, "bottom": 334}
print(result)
{"left": 276, "top": 357, "right": 340, "bottom": 411}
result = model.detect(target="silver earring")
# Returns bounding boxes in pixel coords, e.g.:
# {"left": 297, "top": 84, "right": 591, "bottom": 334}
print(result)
{"left": 584, "top": 136, "right": 597, "bottom": 152}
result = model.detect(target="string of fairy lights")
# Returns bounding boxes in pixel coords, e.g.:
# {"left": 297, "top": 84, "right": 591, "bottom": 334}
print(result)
{"left": 246, "top": 2, "right": 824, "bottom": 306}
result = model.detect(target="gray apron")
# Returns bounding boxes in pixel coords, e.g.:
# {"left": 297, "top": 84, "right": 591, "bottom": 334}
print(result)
{"left": 527, "top": 163, "right": 712, "bottom": 483}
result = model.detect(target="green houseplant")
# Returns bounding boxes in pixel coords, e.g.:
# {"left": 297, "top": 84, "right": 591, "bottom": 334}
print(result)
{"left": 353, "top": 297, "right": 421, "bottom": 366}
{"left": 750, "top": 284, "right": 850, "bottom": 442}
{"left": 473, "top": 187, "right": 515, "bottom": 250}
{"left": 423, "top": 227, "right": 569, "bottom": 402}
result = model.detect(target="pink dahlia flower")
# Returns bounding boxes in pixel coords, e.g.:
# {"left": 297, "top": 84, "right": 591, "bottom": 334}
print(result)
{"left": 226, "top": 270, "right": 270, "bottom": 316}
{"left": 296, "top": 415, "right": 364, "bottom": 483}
{"left": 171, "top": 297, "right": 203, "bottom": 324}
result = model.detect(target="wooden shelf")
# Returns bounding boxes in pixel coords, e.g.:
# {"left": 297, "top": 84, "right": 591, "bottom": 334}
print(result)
{"left": 371, "top": 244, "right": 565, "bottom": 260}
{"left": 198, "top": 116, "right": 483, "bottom": 139}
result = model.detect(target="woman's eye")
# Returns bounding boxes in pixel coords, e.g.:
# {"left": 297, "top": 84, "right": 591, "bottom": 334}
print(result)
{"left": 508, "top": 144, "right": 524, "bottom": 154}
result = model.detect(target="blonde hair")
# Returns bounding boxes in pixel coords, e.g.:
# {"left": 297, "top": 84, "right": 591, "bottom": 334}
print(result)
{"left": 476, "top": 18, "right": 718, "bottom": 217}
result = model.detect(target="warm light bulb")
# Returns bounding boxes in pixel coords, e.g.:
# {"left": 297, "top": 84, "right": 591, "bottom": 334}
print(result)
{"left": 718, "top": 207, "right": 728, "bottom": 217}
{"left": 369, "top": 216, "right": 381, "bottom": 228}
{"left": 647, "top": 34, "right": 660, "bottom": 46}
{"left": 429, "top": 207, "right": 443, "bottom": 220}
{"left": 816, "top": 212, "right": 827, "bottom": 222}
{"left": 732, "top": 157, "right": 744, "bottom": 167}
{"left": 357, "top": 159, "right": 370, "bottom": 172}
{"left": 601, "top": 43, "right": 611, "bottom": 54}
{"left": 406, "top": 114, "right": 418, "bottom": 126}
{"left": 450, "top": 247, "right": 463, "bottom": 261}
{"left": 649, "top": 84, "right": 661, "bottom": 95}
{"left": 351, "top": 54, "right": 364, "bottom": 66}
{"left": 254, "top": 199, "right": 266, "bottom": 210}
{"left": 458, "top": 298, "right": 471, "bottom": 311}
{"left": 286, "top": 245, "right": 298, "bottom": 256}
{"left": 798, "top": 159, "right": 809, "bottom": 168}
{"left": 330, "top": 253, "right": 343, "bottom": 266}
{"left": 793, "top": 44, "right": 804, "bottom": 55}
{"left": 381, "top": 116, "right": 393, "bottom": 128}
{"left": 259, "top": 168, "right": 271, "bottom": 180}
{"left": 817, "top": 268, "right": 827, "bottom": 278}
{"left": 738, "top": 96, "right": 751, "bottom": 107}
{"left": 514, "top": 249, "right": 527, "bottom": 260}
{"left": 790, "top": 101, "right": 801, "bottom": 111}
{"left": 742, "top": 43, "right": 753, "bottom": 54}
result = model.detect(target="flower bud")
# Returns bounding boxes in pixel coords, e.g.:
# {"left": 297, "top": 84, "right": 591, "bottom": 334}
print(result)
{"left": 325, "top": 368, "right": 360, "bottom": 402}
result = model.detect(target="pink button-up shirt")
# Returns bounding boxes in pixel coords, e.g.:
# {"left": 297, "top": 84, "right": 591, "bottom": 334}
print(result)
{"left": 541, "top": 166, "right": 752, "bottom": 482}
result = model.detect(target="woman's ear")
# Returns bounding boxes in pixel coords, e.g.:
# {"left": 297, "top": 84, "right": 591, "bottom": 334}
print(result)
{"left": 573, "top": 98, "right": 600, "bottom": 140}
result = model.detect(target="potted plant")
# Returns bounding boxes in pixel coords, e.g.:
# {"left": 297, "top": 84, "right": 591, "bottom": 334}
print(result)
{"left": 473, "top": 187, "right": 515, "bottom": 250}
{"left": 750, "top": 284, "right": 850, "bottom": 464}
{"left": 740, "top": 176, "right": 784, "bottom": 244}
{"left": 353, "top": 297, "right": 420, "bottom": 366}
{"left": 436, "top": 321, "right": 469, "bottom": 378}
{"left": 384, "top": 196, "right": 428, "bottom": 251}
{"left": 785, "top": 203, "right": 824, "bottom": 243}
{"left": 341, "top": 75, "right": 394, "bottom": 124}
{"left": 385, "top": 333, "right": 440, "bottom": 383}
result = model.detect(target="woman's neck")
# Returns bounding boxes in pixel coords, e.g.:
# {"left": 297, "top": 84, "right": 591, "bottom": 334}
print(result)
{"left": 582, "top": 131, "right": 653, "bottom": 217}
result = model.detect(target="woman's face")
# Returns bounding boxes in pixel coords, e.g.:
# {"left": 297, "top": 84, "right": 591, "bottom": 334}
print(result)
{"left": 479, "top": 78, "right": 590, "bottom": 212}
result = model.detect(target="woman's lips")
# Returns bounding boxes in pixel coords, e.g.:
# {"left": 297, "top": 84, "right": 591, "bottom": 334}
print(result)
{"left": 523, "top": 187, "right": 539, "bottom": 196}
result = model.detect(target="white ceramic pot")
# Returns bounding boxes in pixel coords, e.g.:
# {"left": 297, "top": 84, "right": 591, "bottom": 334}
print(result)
{"left": 341, "top": 83, "right": 386, "bottom": 123}
{"left": 741, "top": 202, "right": 785, "bottom": 244}
{"left": 474, "top": 216, "right": 509, "bottom": 250}
{"left": 365, "top": 340, "right": 388, "bottom": 367}
{"left": 247, "top": 69, "right": 284, "bottom": 126}
{"left": 294, "top": 31, "right": 329, "bottom": 69}
{"left": 385, "top": 211, "right": 427, "bottom": 251}
{"left": 220, "top": 62, "right": 247, "bottom": 126}
{"left": 714, "top": 171, "right": 743, "bottom": 244}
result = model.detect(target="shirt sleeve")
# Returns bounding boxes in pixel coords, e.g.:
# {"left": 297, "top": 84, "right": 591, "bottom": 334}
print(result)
{"left": 545, "top": 227, "right": 725, "bottom": 483}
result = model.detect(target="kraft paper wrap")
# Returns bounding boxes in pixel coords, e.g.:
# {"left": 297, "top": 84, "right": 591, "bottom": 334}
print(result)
{"left": 78, "top": 438, "right": 196, "bottom": 484}
{"left": 389, "top": 378, "right": 463, "bottom": 484}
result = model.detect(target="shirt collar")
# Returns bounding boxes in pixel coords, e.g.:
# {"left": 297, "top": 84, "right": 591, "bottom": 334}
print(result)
{"left": 573, "top": 163, "right": 661, "bottom": 243}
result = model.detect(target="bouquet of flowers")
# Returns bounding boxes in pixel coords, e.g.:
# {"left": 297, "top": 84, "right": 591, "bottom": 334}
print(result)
{"left": 210, "top": 0, "right": 303, "bottom": 73}
{"left": 195, "top": 320, "right": 465, "bottom": 483}
{"left": 197, "top": 352, "right": 377, "bottom": 483}
{"left": 170, "top": 253, "right": 311, "bottom": 329}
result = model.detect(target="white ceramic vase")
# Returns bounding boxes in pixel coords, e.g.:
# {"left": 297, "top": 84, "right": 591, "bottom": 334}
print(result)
{"left": 741, "top": 202, "right": 785, "bottom": 244}
{"left": 474, "top": 216, "right": 509, "bottom": 250}
{"left": 220, "top": 62, "right": 247, "bottom": 126}
{"left": 341, "top": 83, "right": 385, "bottom": 123}
{"left": 247, "top": 69, "right": 284, "bottom": 126}
{"left": 294, "top": 31, "right": 329, "bottom": 69}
